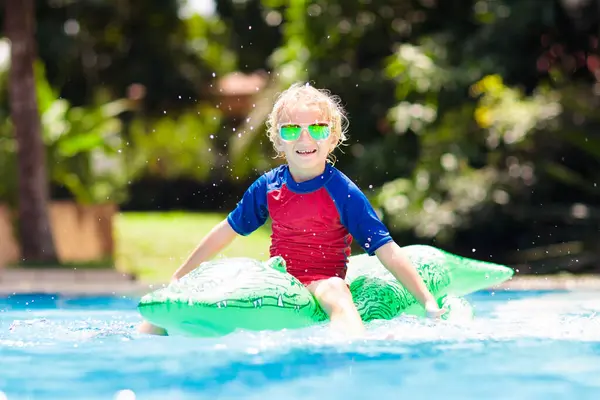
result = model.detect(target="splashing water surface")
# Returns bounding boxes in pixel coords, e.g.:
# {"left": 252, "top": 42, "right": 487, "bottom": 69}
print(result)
{"left": 0, "top": 290, "right": 599, "bottom": 400}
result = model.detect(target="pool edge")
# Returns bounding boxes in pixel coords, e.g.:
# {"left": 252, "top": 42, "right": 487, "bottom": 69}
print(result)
{"left": 1, "top": 275, "right": 600, "bottom": 297}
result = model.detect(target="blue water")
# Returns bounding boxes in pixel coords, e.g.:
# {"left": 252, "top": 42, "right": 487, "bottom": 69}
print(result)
{"left": 1, "top": 290, "right": 599, "bottom": 400}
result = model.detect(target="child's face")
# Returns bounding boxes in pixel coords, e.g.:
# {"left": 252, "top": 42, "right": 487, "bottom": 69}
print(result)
{"left": 275, "top": 104, "right": 336, "bottom": 179}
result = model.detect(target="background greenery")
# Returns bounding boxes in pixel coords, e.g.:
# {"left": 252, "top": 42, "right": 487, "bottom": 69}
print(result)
{"left": 115, "top": 212, "right": 272, "bottom": 282}
{"left": 1, "top": 0, "right": 600, "bottom": 278}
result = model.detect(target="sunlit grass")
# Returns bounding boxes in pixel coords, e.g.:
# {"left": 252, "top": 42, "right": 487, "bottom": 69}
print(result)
{"left": 114, "top": 212, "right": 271, "bottom": 282}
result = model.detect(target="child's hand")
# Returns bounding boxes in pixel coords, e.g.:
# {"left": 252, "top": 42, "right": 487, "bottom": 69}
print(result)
{"left": 425, "top": 299, "right": 447, "bottom": 319}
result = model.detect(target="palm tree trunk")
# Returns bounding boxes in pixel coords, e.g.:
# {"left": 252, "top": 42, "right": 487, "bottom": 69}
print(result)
{"left": 4, "top": 0, "right": 58, "bottom": 263}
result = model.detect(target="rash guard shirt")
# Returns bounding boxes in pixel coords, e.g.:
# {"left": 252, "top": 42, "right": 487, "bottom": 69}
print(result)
{"left": 227, "top": 163, "right": 393, "bottom": 285}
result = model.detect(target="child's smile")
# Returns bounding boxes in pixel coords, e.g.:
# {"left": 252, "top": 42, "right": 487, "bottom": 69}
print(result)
{"left": 296, "top": 149, "right": 317, "bottom": 155}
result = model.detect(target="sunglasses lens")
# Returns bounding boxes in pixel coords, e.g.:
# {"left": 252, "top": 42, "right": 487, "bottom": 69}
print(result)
{"left": 308, "top": 124, "right": 330, "bottom": 140}
{"left": 280, "top": 125, "right": 301, "bottom": 141}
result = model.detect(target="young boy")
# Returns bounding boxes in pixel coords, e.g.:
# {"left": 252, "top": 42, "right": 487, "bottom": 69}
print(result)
{"left": 138, "top": 83, "right": 444, "bottom": 336}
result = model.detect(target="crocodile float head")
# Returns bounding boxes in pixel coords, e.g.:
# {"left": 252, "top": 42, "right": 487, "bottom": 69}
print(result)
{"left": 346, "top": 244, "right": 513, "bottom": 321}
{"left": 138, "top": 256, "right": 326, "bottom": 337}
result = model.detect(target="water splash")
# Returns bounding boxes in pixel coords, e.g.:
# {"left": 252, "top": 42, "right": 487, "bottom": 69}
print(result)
{"left": 1, "top": 291, "right": 599, "bottom": 399}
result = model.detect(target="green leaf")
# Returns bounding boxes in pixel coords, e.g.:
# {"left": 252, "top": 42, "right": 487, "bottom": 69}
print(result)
{"left": 57, "top": 132, "right": 106, "bottom": 157}
{"left": 543, "top": 161, "right": 600, "bottom": 195}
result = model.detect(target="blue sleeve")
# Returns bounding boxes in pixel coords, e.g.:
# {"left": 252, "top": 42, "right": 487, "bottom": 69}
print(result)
{"left": 328, "top": 178, "right": 393, "bottom": 255}
{"left": 226, "top": 174, "right": 269, "bottom": 236}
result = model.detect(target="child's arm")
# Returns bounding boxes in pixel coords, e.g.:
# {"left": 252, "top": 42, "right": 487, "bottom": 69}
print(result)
{"left": 374, "top": 241, "right": 445, "bottom": 317}
{"left": 171, "top": 218, "right": 239, "bottom": 281}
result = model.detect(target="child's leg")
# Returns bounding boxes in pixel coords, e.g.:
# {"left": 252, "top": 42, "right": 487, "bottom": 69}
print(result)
{"left": 137, "top": 320, "right": 168, "bottom": 336}
{"left": 307, "top": 277, "right": 365, "bottom": 337}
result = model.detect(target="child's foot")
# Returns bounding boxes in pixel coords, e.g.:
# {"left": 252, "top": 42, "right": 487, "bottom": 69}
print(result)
{"left": 137, "top": 321, "right": 168, "bottom": 336}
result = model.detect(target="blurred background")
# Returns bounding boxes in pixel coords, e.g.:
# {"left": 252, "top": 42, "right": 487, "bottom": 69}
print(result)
{"left": 0, "top": 0, "right": 599, "bottom": 284}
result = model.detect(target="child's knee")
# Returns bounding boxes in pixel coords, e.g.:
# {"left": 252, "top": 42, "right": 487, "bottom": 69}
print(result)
{"left": 310, "top": 277, "right": 352, "bottom": 310}
{"left": 323, "top": 277, "right": 350, "bottom": 296}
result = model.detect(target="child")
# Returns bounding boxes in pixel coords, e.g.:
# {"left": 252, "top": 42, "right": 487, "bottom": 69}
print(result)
{"left": 138, "top": 83, "right": 444, "bottom": 337}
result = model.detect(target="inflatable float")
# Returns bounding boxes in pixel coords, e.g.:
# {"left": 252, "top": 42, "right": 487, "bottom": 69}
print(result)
{"left": 138, "top": 245, "right": 514, "bottom": 337}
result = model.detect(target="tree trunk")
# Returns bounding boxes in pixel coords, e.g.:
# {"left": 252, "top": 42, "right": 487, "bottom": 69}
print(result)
{"left": 4, "top": 0, "right": 58, "bottom": 263}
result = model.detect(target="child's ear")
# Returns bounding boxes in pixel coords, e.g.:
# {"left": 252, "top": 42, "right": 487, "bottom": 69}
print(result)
{"left": 328, "top": 132, "right": 338, "bottom": 152}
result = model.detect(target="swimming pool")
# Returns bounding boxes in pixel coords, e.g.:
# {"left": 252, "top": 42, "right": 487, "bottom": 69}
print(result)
{"left": 1, "top": 289, "right": 598, "bottom": 400}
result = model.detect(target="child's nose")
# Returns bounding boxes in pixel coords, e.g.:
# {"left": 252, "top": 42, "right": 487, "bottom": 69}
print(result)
{"left": 299, "top": 127, "right": 313, "bottom": 141}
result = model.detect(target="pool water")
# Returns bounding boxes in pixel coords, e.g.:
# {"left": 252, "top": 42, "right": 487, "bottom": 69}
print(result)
{"left": 1, "top": 289, "right": 599, "bottom": 400}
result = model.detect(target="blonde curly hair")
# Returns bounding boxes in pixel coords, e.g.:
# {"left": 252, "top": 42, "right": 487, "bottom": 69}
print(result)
{"left": 265, "top": 82, "right": 349, "bottom": 163}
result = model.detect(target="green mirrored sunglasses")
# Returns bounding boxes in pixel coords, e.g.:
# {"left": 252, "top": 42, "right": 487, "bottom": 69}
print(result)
{"left": 278, "top": 123, "right": 331, "bottom": 141}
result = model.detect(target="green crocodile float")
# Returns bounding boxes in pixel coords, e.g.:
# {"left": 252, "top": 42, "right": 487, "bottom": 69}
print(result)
{"left": 138, "top": 245, "right": 513, "bottom": 337}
